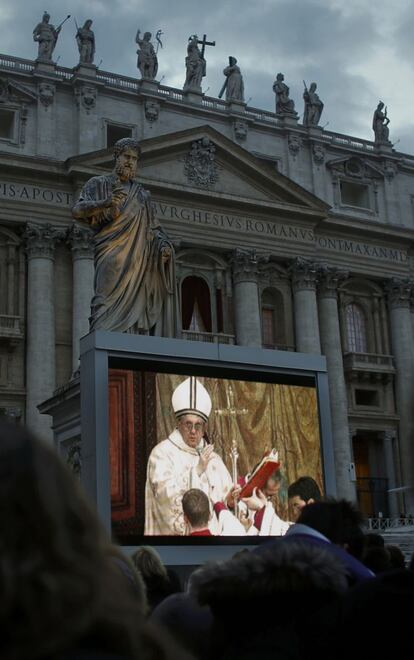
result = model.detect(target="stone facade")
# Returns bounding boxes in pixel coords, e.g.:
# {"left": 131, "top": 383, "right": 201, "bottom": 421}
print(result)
{"left": 1, "top": 53, "right": 414, "bottom": 514}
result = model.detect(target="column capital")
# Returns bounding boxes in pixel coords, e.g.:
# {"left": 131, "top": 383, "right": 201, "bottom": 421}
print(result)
{"left": 66, "top": 223, "right": 95, "bottom": 259}
{"left": 231, "top": 248, "right": 268, "bottom": 284}
{"left": 289, "top": 257, "right": 319, "bottom": 292}
{"left": 385, "top": 277, "right": 413, "bottom": 309}
{"left": 381, "top": 429, "right": 397, "bottom": 442}
{"left": 318, "top": 264, "right": 349, "bottom": 298}
{"left": 23, "top": 223, "right": 62, "bottom": 259}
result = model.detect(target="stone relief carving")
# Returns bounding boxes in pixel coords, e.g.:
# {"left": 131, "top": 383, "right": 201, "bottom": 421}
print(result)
{"left": 312, "top": 143, "right": 325, "bottom": 165}
{"left": 38, "top": 82, "right": 55, "bottom": 108}
{"left": 383, "top": 160, "right": 397, "bottom": 180}
{"left": 75, "top": 85, "right": 97, "bottom": 113}
{"left": 233, "top": 120, "right": 248, "bottom": 140}
{"left": 184, "top": 137, "right": 219, "bottom": 187}
{"left": 328, "top": 156, "right": 384, "bottom": 181}
{"left": 67, "top": 443, "right": 82, "bottom": 478}
{"left": 288, "top": 133, "right": 301, "bottom": 157}
{"left": 145, "top": 99, "right": 160, "bottom": 122}
{"left": 345, "top": 157, "right": 364, "bottom": 178}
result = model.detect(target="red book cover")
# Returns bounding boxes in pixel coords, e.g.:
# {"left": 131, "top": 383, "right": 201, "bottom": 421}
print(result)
{"left": 238, "top": 450, "right": 280, "bottom": 499}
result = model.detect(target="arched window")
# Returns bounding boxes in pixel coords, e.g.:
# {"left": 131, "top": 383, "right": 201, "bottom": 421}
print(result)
{"left": 181, "top": 276, "right": 212, "bottom": 332}
{"left": 346, "top": 303, "right": 367, "bottom": 352}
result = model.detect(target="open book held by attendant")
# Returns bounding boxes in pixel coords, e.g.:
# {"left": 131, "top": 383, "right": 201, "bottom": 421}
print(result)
{"left": 238, "top": 449, "right": 280, "bottom": 499}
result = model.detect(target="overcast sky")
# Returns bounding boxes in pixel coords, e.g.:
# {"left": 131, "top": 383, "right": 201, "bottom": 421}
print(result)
{"left": 2, "top": 0, "right": 414, "bottom": 154}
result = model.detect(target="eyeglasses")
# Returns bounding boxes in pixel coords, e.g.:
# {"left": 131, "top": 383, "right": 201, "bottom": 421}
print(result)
{"left": 181, "top": 421, "right": 204, "bottom": 433}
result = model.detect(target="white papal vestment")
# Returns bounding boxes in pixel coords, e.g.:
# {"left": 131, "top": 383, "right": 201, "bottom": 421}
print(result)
{"left": 144, "top": 429, "right": 233, "bottom": 535}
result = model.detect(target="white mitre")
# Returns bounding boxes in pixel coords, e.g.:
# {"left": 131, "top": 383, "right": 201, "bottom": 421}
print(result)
{"left": 171, "top": 377, "right": 212, "bottom": 422}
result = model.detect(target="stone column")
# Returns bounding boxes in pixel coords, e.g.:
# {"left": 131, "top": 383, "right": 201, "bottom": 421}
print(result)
{"left": 381, "top": 430, "right": 399, "bottom": 518}
{"left": 23, "top": 223, "right": 61, "bottom": 442}
{"left": 67, "top": 225, "right": 95, "bottom": 373}
{"left": 386, "top": 278, "right": 414, "bottom": 511}
{"left": 318, "top": 266, "right": 356, "bottom": 500}
{"left": 231, "top": 249, "right": 263, "bottom": 346}
{"left": 289, "top": 258, "right": 321, "bottom": 353}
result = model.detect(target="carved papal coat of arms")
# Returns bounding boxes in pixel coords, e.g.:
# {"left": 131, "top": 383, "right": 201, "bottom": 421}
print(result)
{"left": 184, "top": 137, "right": 219, "bottom": 187}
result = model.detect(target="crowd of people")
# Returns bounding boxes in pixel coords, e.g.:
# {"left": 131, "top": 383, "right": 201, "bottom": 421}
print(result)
{"left": 1, "top": 418, "right": 413, "bottom": 659}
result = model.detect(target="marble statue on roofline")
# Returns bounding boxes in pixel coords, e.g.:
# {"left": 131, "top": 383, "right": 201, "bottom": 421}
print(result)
{"left": 372, "top": 101, "right": 391, "bottom": 145}
{"left": 272, "top": 72, "right": 297, "bottom": 117}
{"left": 33, "top": 11, "right": 70, "bottom": 61}
{"left": 219, "top": 56, "right": 244, "bottom": 103}
{"left": 135, "top": 29, "right": 163, "bottom": 80}
{"left": 303, "top": 81, "right": 324, "bottom": 127}
{"left": 76, "top": 19, "right": 95, "bottom": 65}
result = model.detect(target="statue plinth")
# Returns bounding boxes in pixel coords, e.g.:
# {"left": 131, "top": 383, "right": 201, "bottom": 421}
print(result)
{"left": 307, "top": 125, "right": 324, "bottom": 137}
{"left": 183, "top": 88, "right": 203, "bottom": 104}
{"left": 375, "top": 142, "right": 393, "bottom": 154}
{"left": 139, "top": 78, "right": 160, "bottom": 94}
{"left": 34, "top": 59, "right": 58, "bottom": 76}
{"left": 227, "top": 99, "right": 246, "bottom": 114}
{"left": 72, "top": 63, "right": 97, "bottom": 79}
{"left": 276, "top": 113, "right": 299, "bottom": 128}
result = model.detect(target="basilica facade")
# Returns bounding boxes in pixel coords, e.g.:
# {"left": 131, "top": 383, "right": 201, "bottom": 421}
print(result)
{"left": 0, "top": 52, "right": 413, "bottom": 516}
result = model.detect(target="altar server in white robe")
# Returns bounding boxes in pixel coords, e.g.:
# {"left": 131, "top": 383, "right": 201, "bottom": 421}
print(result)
{"left": 145, "top": 377, "right": 233, "bottom": 535}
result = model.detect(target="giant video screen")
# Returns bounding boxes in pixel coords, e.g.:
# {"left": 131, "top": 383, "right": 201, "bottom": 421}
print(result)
{"left": 108, "top": 369, "right": 323, "bottom": 542}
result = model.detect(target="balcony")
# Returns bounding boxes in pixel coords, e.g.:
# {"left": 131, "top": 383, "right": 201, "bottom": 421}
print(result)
{"left": 182, "top": 330, "right": 235, "bottom": 345}
{"left": 0, "top": 314, "right": 23, "bottom": 344}
{"left": 343, "top": 352, "right": 395, "bottom": 383}
{"left": 263, "top": 343, "right": 296, "bottom": 352}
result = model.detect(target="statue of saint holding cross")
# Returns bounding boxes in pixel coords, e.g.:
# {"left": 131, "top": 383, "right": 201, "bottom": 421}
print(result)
{"left": 183, "top": 33, "right": 215, "bottom": 93}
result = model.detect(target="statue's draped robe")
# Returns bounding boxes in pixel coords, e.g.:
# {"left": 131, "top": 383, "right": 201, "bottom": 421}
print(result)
{"left": 224, "top": 65, "right": 244, "bottom": 102}
{"left": 78, "top": 174, "right": 178, "bottom": 335}
{"left": 144, "top": 429, "right": 233, "bottom": 535}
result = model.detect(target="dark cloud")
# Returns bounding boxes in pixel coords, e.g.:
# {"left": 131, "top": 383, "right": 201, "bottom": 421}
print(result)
{"left": 0, "top": 0, "right": 412, "bottom": 152}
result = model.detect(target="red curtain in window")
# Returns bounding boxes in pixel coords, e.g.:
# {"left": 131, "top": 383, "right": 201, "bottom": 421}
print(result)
{"left": 181, "top": 276, "right": 212, "bottom": 331}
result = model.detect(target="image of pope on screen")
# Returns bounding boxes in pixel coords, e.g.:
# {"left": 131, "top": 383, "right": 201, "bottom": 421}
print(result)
{"left": 144, "top": 377, "right": 234, "bottom": 535}
{"left": 143, "top": 374, "right": 320, "bottom": 537}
